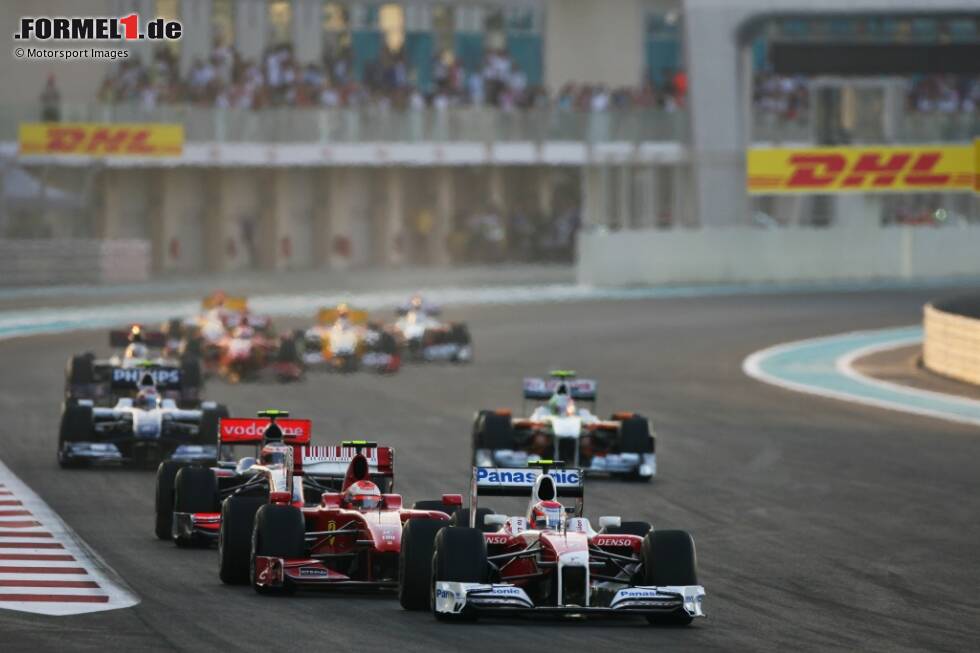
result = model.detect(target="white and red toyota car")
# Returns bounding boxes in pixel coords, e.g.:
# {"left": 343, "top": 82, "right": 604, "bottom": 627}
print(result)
{"left": 399, "top": 461, "right": 705, "bottom": 625}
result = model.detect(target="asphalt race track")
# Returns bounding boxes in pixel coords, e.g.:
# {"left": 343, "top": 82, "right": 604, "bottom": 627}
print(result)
{"left": 1, "top": 289, "right": 978, "bottom": 652}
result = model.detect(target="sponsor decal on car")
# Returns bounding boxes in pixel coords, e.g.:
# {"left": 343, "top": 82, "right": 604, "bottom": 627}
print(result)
{"left": 110, "top": 367, "right": 180, "bottom": 386}
{"left": 476, "top": 467, "right": 581, "bottom": 487}
{"left": 218, "top": 418, "right": 312, "bottom": 444}
{"left": 593, "top": 536, "right": 636, "bottom": 547}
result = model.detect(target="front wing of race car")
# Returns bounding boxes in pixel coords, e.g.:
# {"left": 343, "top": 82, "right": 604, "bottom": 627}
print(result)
{"left": 434, "top": 582, "right": 704, "bottom": 619}
{"left": 253, "top": 556, "right": 398, "bottom": 590}
{"left": 479, "top": 449, "right": 656, "bottom": 479}
{"left": 61, "top": 441, "right": 216, "bottom": 466}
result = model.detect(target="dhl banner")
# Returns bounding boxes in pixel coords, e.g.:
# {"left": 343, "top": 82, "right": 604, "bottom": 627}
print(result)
{"left": 748, "top": 142, "right": 978, "bottom": 195}
{"left": 18, "top": 122, "right": 183, "bottom": 157}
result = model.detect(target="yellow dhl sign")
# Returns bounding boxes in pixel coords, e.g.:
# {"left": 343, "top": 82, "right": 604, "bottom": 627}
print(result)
{"left": 748, "top": 143, "right": 978, "bottom": 194}
{"left": 19, "top": 122, "right": 183, "bottom": 157}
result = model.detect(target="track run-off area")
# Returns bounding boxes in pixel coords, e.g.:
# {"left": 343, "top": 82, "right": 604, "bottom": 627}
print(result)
{"left": 0, "top": 280, "right": 978, "bottom": 651}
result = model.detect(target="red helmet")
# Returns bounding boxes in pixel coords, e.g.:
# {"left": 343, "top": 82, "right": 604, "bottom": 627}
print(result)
{"left": 343, "top": 480, "right": 382, "bottom": 510}
{"left": 529, "top": 500, "right": 563, "bottom": 530}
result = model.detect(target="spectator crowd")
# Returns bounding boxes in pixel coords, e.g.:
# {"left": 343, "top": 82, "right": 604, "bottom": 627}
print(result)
{"left": 94, "top": 42, "right": 687, "bottom": 113}
{"left": 753, "top": 71, "right": 980, "bottom": 124}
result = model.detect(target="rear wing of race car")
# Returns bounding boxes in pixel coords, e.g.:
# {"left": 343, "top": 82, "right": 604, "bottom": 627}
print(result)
{"left": 469, "top": 462, "right": 584, "bottom": 527}
{"left": 316, "top": 307, "right": 370, "bottom": 326}
{"left": 300, "top": 440, "right": 394, "bottom": 490}
{"left": 202, "top": 293, "right": 249, "bottom": 313}
{"left": 109, "top": 366, "right": 182, "bottom": 391}
{"left": 522, "top": 376, "right": 598, "bottom": 402}
{"left": 218, "top": 417, "right": 312, "bottom": 446}
{"left": 109, "top": 327, "right": 167, "bottom": 348}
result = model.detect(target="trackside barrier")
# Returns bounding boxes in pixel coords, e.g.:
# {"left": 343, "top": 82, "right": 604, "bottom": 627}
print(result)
{"left": 0, "top": 239, "right": 150, "bottom": 286}
{"left": 923, "top": 298, "right": 980, "bottom": 387}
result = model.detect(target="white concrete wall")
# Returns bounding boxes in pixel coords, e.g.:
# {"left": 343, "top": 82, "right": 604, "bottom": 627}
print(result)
{"left": 577, "top": 225, "right": 980, "bottom": 286}
{"left": 545, "top": 0, "right": 646, "bottom": 88}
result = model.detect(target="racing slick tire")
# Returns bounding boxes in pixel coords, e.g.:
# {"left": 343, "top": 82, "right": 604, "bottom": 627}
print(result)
{"left": 66, "top": 353, "right": 95, "bottom": 386}
{"left": 449, "top": 323, "right": 472, "bottom": 363}
{"left": 173, "top": 467, "right": 218, "bottom": 547}
{"left": 412, "top": 500, "right": 459, "bottom": 517}
{"left": 449, "top": 508, "right": 496, "bottom": 533}
{"left": 432, "top": 527, "right": 488, "bottom": 621}
{"left": 198, "top": 404, "right": 229, "bottom": 447}
{"left": 618, "top": 416, "right": 655, "bottom": 482}
{"left": 473, "top": 412, "right": 516, "bottom": 453}
{"left": 57, "top": 403, "right": 93, "bottom": 469}
{"left": 251, "top": 504, "right": 305, "bottom": 595}
{"left": 277, "top": 336, "right": 300, "bottom": 364}
{"left": 641, "top": 530, "right": 698, "bottom": 626}
{"left": 154, "top": 461, "right": 183, "bottom": 540}
{"left": 179, "top": 356, "right": 203, "bottom": 401}
{"left": 219, "top": 496, "right": 266, "bottom": 585}
{"left": 600, "top": 520, "right": 653, "bottom": 537}
{"left": 399, "top": 518, "right": 448, "bottom": 610}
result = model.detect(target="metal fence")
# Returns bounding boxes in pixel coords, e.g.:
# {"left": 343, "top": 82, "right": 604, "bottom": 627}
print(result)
{"left": 923, "top": 299, "right": 980, "bottom": 386}
{"left": 0, "top": 103, "right": 688, "bottom": 144}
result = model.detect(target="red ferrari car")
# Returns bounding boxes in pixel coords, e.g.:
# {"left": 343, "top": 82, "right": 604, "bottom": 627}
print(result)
{"left": 172, "top": 411, "right": 460, "bottom": 593}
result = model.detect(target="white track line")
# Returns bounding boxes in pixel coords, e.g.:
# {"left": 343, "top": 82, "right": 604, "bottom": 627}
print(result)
{"left": 0, "top": 465, "right": 138, "bottom": 615}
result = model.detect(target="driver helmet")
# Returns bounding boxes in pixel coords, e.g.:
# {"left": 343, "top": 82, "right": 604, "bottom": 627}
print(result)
{"left": 134, "top": 386, "right": 160, "bottom": 409}
{"left": 336, "top": 303, "right": 351, "bottom": 318}
{"left": 342, "top": 480, "right": 382, "bottom": 510}
{"left": 233, "top": 324, "right": 254, "bottom": 339}
{"left": 549, "top": 392, "right": 573, "bottom": 416}
{"left": 529, "top": 500, "right": 564, "bottom": 530}
{"left": 409, "top": 294, "right": 424, "bottom": 310}
{"left": 125, "top": 342, "right": 149, "bottom": 360}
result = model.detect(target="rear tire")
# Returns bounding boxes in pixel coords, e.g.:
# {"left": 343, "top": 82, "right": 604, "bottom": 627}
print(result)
{"left": 449, "top": 508, "right": 496, "bottom": 533}
{"left": 218, "top": 496, "right": 265, "bottom": 584}
{"left": 65, "top": 354, "right": 95, "bottom": 389}
{"left": 600, "top": 520, "right": 652, "bottom": 537}
{"left": 473, "top": 412, "right": 516, "bottom": 452}
{"left": 412, "top": 500, "right": 458, "bottom": 517}
{"left": 198, "top": 405, "right": 229, "bottom": 447}
{"left": 154, "top": 461, "right": 183, "bottom": 540}
{"left": 642, "top": 530, "right": 698, "bottom": 626}
{"left": 251, "top": 504, "right": 305, "bottom": 594}
{"left": 432, "top": 527, "right": 488, "bottom": 621}
{"left": 399, "top": 518, "right": 447, "bottom": 610}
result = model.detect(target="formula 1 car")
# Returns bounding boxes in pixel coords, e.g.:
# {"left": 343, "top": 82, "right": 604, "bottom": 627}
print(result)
{"left": 388, "top": 295, "right": 472, "bottom": 363}
{"left": 399, "top": 462, "right": 705, "bottom": 624}
{"left": 163, "top": 294, "right": 300, "bottom": 383}
{"left": 156, "top": 411, "right": 380, "bottom": 544}
{"left": 66, "top": 324, "right": 203, "bottom": 407}
{"left": 58, "top": 372, "right": 226, "bottom": 468}
{"left": 300, "top": 305, "right": 400, "bottom": 373}
{"left": 471, "top": 371, "right": 656, "bottom": 481}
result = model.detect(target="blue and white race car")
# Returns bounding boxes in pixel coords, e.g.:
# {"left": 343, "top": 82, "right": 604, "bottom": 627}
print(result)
{"left": 471, "top": 371, "right": 656, "bottom": 481}
{"left": 58, "top": 372, "right": 225, "bottom": 468}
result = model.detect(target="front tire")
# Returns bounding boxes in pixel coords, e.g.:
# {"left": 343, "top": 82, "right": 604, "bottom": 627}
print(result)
{"left": 399, "top": 518, "right": 447, "bottom": 610}
{"left": 173, "top": 467, "right": 218, "bottom": 547}
{"left": 432, "top": 527, "right": 488, "bottom": 621}
{"left": 642, "top": 530, "right": 698, "bottom": 626}
{"left": 154, "top": 461, "right": 183, "bottom": 540}
{"left": 57, "top": 403, "right": 93, "bottom": 469}
{"left": 251, "top": 504, "right": 305, "bottom": 594}
{"left": 218, "top": 496, "right": 265, "bottom": 584}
